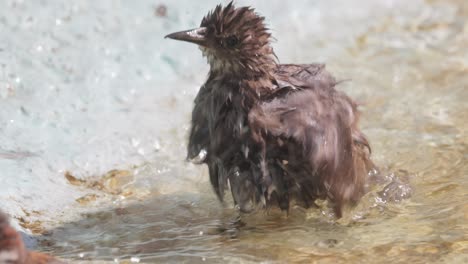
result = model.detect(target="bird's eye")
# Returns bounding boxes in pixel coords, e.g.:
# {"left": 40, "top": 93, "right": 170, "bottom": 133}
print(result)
{"left": 225, "top": 35, "right": 239, "bottom": 48}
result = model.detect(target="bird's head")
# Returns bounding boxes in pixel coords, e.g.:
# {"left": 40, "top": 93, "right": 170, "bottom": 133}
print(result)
{"left": 166, "top": 2, "right": 276, "bottom": 76}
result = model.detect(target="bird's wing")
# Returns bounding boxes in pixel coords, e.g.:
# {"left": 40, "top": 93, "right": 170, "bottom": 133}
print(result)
{"left": 249, "top": 86, "right": 371, "bottom": 216}
{"left": 187, "top": 84, "right": 212, "bottom": 161}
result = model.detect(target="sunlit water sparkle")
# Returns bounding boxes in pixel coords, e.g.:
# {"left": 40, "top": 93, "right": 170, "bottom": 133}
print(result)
{"left": 0, "top": 0, "right": 467, "bottom": 263}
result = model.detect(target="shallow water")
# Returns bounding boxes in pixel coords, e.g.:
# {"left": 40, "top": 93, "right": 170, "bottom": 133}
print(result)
{"left": 1, "top": 0, "right": 467, "bottom": 263}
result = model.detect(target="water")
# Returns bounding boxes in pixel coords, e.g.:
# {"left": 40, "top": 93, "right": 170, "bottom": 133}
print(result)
{"left": 0, "top": 0, "right": 467, "bottom": 263}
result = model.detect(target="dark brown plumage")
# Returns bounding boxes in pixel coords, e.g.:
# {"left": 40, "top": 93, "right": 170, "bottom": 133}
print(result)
{"left": 166, "top": 2, "right": 374, "bottom": 217}
{"left": 0, "top": 211, "right": 62, "bottom": 264}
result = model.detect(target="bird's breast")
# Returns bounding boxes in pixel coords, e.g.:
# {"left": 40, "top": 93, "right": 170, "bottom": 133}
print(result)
{"left": 201, "top": 84, "right": 254, "bottom": 158}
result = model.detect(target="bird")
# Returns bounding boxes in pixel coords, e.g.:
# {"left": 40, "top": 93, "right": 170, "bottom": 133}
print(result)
{"left": 165, "top": 1, "right": 374, "bottom": 218}
{"left": 0, "top": 211, "right": 63, "bottom": 264}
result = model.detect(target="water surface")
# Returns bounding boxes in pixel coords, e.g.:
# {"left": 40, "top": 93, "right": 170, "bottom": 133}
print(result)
{"left": 0, "top": 0, "right": 467, "bottom": 263}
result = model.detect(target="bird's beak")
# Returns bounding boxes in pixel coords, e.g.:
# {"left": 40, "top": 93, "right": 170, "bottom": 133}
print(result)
{"left": 165, "top": 27, "right": 208, "bottom": 46}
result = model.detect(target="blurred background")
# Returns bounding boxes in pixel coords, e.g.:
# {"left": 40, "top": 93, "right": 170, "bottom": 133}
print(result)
{"left": 0, "top": 0, "right": 467, "bottom": 263}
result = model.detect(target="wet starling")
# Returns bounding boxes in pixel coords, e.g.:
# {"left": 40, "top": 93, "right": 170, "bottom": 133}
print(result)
{"left": 165, "top": 2, "right": 374, "bottom": 217}
{"left": 0, "top": 211, "right": 63, "bottom": 264}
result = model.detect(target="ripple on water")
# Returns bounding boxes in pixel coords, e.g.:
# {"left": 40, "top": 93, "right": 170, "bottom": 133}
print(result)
{"left": 1, "top": 0, "right": 468, "bottom": 263}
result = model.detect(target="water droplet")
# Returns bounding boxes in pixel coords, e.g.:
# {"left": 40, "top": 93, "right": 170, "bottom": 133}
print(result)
{"left": 130, "top": 256, "right": 140, "bottom": 263}
{"left": 190, "top": 149, "right": 207, "bottom": 164}
{"left": 137, "top": 148, "right": 145, "bottom": 155}
{"left": 154, "top": 140, "right": 161, "bottom": 151}
{"left": 131, "top": 138, "right": 140, "bottom": 147}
